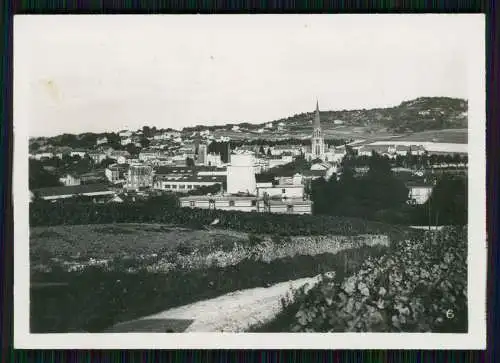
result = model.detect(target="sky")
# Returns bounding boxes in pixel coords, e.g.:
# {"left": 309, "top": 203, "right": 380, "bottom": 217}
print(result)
{"left": 14, "top": 14, "right": 482, "bottom": 137}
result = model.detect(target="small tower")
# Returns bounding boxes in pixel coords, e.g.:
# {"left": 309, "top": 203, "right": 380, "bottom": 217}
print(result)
{"left": 311, "top": 100, "right": 325, "bottom": 161}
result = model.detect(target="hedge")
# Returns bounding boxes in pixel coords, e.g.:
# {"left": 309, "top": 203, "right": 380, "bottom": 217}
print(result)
{"left": 30, "top": 199, "right": 414, "bottom": 238}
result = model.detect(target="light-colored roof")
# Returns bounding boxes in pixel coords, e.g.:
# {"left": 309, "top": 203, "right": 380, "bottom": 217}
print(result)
{"left": 32, "top": 184, "right": 112, "bottom": 197}
{"left": 156, "top": 175, "right": 225, "bottom": 183}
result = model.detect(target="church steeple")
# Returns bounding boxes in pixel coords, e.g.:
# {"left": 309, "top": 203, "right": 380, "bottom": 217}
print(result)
{"left": 314, "top": 99, "right": 321, "bottom": 129}
{"left": 311, "top": 99, "right": 325, "bottom": 161}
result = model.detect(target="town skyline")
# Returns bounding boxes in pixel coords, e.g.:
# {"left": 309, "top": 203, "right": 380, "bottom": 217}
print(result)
{"left": 15, "top": 14, "right": 475, "bottom": 137}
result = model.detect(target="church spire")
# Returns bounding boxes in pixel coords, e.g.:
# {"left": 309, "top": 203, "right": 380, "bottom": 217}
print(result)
{"left": 314, "top": 99, "right": 321, "bottom": 129}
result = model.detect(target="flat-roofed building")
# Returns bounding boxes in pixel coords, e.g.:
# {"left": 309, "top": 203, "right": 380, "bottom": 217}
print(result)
{"left": 30, "top": 184, "right": 115, "bottom": 202}
{"left": 59, "top": 173, "right": 81, "bottom": 186}
{"left": 179, "top": 194, "right": 312, "bottom": 214}
{"left": 153, "top": 175, "right": 225, "bottom": 193}
{"left": 180, "top": 194, "right": 257, "bottom": 212}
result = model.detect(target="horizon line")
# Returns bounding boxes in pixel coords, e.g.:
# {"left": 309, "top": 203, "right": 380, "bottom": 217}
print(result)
{"left": 29, "top": 95, "right": 468, "bottom": 138}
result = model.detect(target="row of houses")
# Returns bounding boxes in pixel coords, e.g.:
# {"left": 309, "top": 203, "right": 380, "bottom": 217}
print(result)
{"left": 355, "top": 144, "right": 426, "bottom": 158}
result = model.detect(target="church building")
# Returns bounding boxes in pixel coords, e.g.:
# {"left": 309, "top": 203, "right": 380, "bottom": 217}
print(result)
{"left": 307, "top": 100, "right": 326, "bottom": 161}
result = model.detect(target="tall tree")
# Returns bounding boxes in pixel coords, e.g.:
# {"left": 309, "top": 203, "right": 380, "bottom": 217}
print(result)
{"left": 419, "top": 174, "right": 467, "bottom": 225}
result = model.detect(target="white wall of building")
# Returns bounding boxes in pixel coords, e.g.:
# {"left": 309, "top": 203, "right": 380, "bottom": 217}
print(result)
{"left": 408, "top": 186, "right": 433, "bottom": 204}
{"left": 206, "top": 153, "right": 223, "bottom": 167}
{"left": 226, "top": 153, "right": 256, "bottom": 195}
{"left": 59, "top": 174, "right": 81, "bottom": 186}
{"left": 257, "top": 185, "right": 304, "bottom": 199}
{"left": 154, "top": 180, "right": 222, "bottom": 192}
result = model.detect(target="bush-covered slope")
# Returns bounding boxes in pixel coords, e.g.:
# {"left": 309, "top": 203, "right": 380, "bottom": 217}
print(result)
{"left": 251, "top": 226, "right": 467, "bottom": 333}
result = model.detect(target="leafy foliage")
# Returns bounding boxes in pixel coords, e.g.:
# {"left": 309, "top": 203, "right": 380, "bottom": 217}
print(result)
{"left": 311, "top": 155, "right": 409, "bottom": 220}
{"left": 30, "top": 196, "right": 413, "bottom": 239}
{"left": 256, "top": 227, "right": 467, "bottom": 333}
{"left": 414, "top": 174, "right": 467, "bottom": 225}
{"left": 29, "top": 159, "right": 63, "bottom": 189}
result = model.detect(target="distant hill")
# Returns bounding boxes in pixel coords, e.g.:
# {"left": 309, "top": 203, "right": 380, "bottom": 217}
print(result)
{"left": 184, "top": 97, "right": 468, "bottom": 135}
{"left": 31, "top": 97, "right": 468, "bottom": 143}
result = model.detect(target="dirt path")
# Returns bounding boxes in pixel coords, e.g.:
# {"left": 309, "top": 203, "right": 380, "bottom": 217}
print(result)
{"left": 139, "top": 274, "right": 330, "bottom": 332}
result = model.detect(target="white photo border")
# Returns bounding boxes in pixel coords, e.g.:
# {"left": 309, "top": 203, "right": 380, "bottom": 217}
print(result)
{"left": 13, "top": 14, "right": 486, "bottom": 349}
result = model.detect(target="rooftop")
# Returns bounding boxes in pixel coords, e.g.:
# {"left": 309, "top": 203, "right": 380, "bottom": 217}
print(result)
{"left": 180, "top": 194, "right": 256, "bottom": 201}
{"left": 155, "top": 166, "right": 196, "bottom": 175}
{"left": 32, "top": 184, "right": 113, "bottom": 197}
{"left": 156, "top": 175, "right": 226, "bottom": 183}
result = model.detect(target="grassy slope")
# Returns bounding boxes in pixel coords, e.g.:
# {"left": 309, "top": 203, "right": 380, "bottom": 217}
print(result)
{"left": 30, "top": 224, "right": 249, "bottom": 262}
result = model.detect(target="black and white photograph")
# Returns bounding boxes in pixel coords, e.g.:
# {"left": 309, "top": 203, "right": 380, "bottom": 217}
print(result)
{"left": 13, "top": 14, "right": 486, "bottom": 349}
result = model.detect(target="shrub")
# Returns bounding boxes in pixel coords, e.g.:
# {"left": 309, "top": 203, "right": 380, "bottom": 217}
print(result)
{"left": 254, "top": 227, "right": 467, "bottom": 333}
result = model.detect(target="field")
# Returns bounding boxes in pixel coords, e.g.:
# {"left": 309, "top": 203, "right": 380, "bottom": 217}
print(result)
{"left": 211, "top": 126, "right": 467, "bottom": 144}
{"left": 391, "top": 128, "right": 467, "bottom": 144}
{"left": 30, "top": 223, "right": 397, "bottom": 332}
{"left": 30, "top": 224, "right": 249, "bottom": 262}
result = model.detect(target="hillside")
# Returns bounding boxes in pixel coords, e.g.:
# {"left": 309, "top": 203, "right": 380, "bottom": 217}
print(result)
{"left": 30, "top": 97, "right": 468, "bottom": 144}
{"left": 184, "top": 97, "right": 468, "bottom": 137}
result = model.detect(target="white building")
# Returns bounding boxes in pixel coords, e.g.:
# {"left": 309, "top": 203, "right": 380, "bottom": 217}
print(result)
{"left": 109, "top": 150, "right": 130, "bottom": 164}
{"left": 96, "top": 136, "right": 108, "bottom": 146}
{"left": 180, "top": 195, "right": 258, "bottom": 212}
{"left": 271, "top": 145, "right": 302, "bottom": 157}
{"left": 119, "top": 130, "right": 133, "bottom": 138}
{"left": 396, "top": 145, "right": 410, "bottom": 156}
{"left": 59, "top": 174, "right": 81, "bottom": 186}
{"left": 154, "top": 175, "right": 225, "bottom": 193}
{"left": 206, "top": 153, "right": 223, "bottom": 167}
{"left": 407, "top": 182, "right": 434, "bottom": 205}
{"left": 70, "top": 150, "right": 87, "bottom": 158}
{"left": 254, "top": 157, "right": 270, "bottom": 173}
{"left": 410, "top": 145, "right": 426, "bottom": 156}
{"left": 226, "top": 152, "right": 256, "bottom": 195}
{"left": 256, "top": 174, "right": 305, "bottom": 200}
{"left": 126, "top": 164, "right": 154, "bottom": 190}
{"left": 88, "top": 152, "right": 108, "bottom": 164}
{"left": 30, "top": 184, "right": 115, "bottom": 202}
{"left": 139, "top": 149, "right": 160, "bottom": 162}
{"left": 105, "top": 164, "right": 128, "bottom": 184}
{"left": 30, "top": 152, "right": 54, "bottom": 160}
{"left": 121, "top": 138, "right": 133, "bottom": 146}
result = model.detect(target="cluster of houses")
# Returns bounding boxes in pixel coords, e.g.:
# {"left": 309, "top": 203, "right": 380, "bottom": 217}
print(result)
{"left": 29, "top": 101, "right": 443, "bottom": 211}
{"left": 354, "top": 144, "right": 426, "bottom": 158}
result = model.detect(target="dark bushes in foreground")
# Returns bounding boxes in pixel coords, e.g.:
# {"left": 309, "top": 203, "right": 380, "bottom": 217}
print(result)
{"left": 250, "top": 227, "right": 467, "bottom": 333}
{"left": 30, "top": 198, "right": 413, "bottom": 238}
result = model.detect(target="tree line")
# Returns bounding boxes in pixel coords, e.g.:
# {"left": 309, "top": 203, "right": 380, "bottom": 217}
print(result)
{"left": 310, "top": 154, "right": 467, "bottom": 225}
